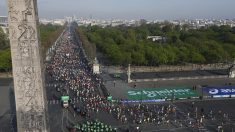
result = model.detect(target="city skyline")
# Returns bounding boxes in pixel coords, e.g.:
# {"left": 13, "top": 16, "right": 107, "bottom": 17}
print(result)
{"left": 0, "top": 0, "right": 235, "bottom": 20}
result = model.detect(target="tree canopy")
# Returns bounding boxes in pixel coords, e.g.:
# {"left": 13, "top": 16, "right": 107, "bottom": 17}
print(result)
{"left": 40, "top": 24, "right": 64, "bottom": 57}
{"left": 0, "top": 27, "right": 11, "bottom": 72}
{"left": 79, "top": 24, "right": 235, "bottom": 66}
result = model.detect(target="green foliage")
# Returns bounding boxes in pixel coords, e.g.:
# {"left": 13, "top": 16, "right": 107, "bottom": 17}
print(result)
{"left": 0, "top": 27, "right": 9, "bottom": 49}
{"left": 79, "top": 24, "right": 235, "bottom": 66}
{"left": 0, "top": 27, "right": 11, "bottom": 72}
{"left": 76, "top": 27, "right": 96, "bottom": 61}
{"left": 39, "top": 24, "right": 64, "bottom": 57}
{"left": 0, "top": 48, "right": 11, "bottom": 72}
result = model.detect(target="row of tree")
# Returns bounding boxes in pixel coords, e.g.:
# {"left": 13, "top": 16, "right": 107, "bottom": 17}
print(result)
{"left": 79, "top": 24, "right": 235, "bottom": 66}
{"left": 0, "top": 27, "right": 11, "bottom": 72}
{"left": 40, "top": 24, "right": 64, "bottom": 58}
{"left": 76, "top": 27, "right": 96, "bottom": 61}
{"left": 0, "top": 24, "right": 64, "bottom": 72}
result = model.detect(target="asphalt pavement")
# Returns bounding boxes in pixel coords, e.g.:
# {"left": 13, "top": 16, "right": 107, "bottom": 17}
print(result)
{"left": 0, "top": 78, "right": 16, "bottom": 132}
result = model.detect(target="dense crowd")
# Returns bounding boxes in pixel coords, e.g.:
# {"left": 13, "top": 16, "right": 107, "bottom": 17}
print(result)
{"left": 46, "top": 25, "right": 232, "bottom": 131}
{"left": 46, "top": 26, "right": 111, "bottom": 114}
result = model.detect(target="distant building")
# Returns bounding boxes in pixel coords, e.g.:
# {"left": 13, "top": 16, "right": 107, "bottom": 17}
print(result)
{"left": 111, "top": 20, "right": 124, "bottom": 27}
{"left": 0, "top": 16, "right": 8, "bottom": 26}
{"left": 39, "top": 19, "right": 53, "bottom": 25}
{"left": 65, "top": 17, "right": 73, "bottom": 23}
{"left": 0, "top": 16, "right": 8, "bottom": 34}
{"left": 39, "top": 18, "right": 65, "bottom": 26}
{"left": 53, "top": 19, "right": 66, "bottom": 26}
{"left": 75, "top": 18, "right": 235, "bottom": 30}
{"left": 147, "top": 36, "right": 167, "bottom": 42}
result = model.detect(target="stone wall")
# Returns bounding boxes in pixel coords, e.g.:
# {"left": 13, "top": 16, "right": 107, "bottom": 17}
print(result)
{"left": 103, "top": 63, "right": 231, "bottom": 74}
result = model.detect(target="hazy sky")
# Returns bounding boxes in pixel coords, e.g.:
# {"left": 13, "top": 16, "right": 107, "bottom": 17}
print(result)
{"left": 0, "top": 0, "right": 235, "bottom": 20}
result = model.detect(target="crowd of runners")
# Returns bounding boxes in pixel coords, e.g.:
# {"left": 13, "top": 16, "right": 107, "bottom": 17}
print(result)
{"left": 45, "top": 24, "right": 233, "bottom": 131}
{"left": 46, "top": 24, "right": 111, "bottom": 115}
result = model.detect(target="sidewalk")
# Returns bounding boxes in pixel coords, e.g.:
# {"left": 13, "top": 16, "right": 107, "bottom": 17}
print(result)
{"left": 0, "top": 72, "right": 12, "bottom": 78}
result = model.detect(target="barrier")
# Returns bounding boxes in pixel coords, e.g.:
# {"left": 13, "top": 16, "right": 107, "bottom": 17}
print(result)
{"left": 120, "top": 99, "right": 165, "bottom": 103}
{"left": 127, "top": 87, "right": 199, "bottom": 101}
{"left": 134, "top": 75, "right": 228, "bottom": 82}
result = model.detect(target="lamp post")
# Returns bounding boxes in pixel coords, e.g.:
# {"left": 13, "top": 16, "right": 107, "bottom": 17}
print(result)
{"left": 141, "top": 89, "right": 143, "bottom": 104}
{"left": 201, "top": 86, "right": 203, "bottom": 100}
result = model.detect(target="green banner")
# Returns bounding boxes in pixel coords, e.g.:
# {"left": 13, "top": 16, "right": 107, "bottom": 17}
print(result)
{"left": 127, "top": 87, "right": 199, "bottom": 100}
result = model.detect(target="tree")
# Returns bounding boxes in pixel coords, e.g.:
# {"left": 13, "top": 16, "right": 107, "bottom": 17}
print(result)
{"left": 77, "top": 27, "right": 96, "bottom": 60}
{"left": 220, "top": 32, "right": 235, "bottom": 43}
{"left": 0, "top": 27, "right": 9, "bottom": 49}
{"left": 40, "top": 24, "right": 64, "bottom": 58}
{"left": 179, "top": 31, "right": 191, "bottom": 41}
{"left": 79, "top": 23, "right": 235, "bottom": 65}
{"left": 162, "top": 24, "right": 172, "bottom": 33}
{"left": 126, "top": 29, "right": 136, "bottom": 42}
{"left": 0, "top": 49, "right": 12, "bottom": 72}
{"left": 190, "top": 52, "right": 206, "bottom": 63}
{"left": 106, "top": 44, "right": 123, "bottom": 65}
{"left": 170, "top": 35, "right": 178, "bottom": 43}
{"left": 131, "top": 51, "right": 146, "bottom": 65}
{"left": 223, "top": 44, "right": 235, "bottom": 61}
{"left": 174, "top": 25, "right": 181, "bottom": 32}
